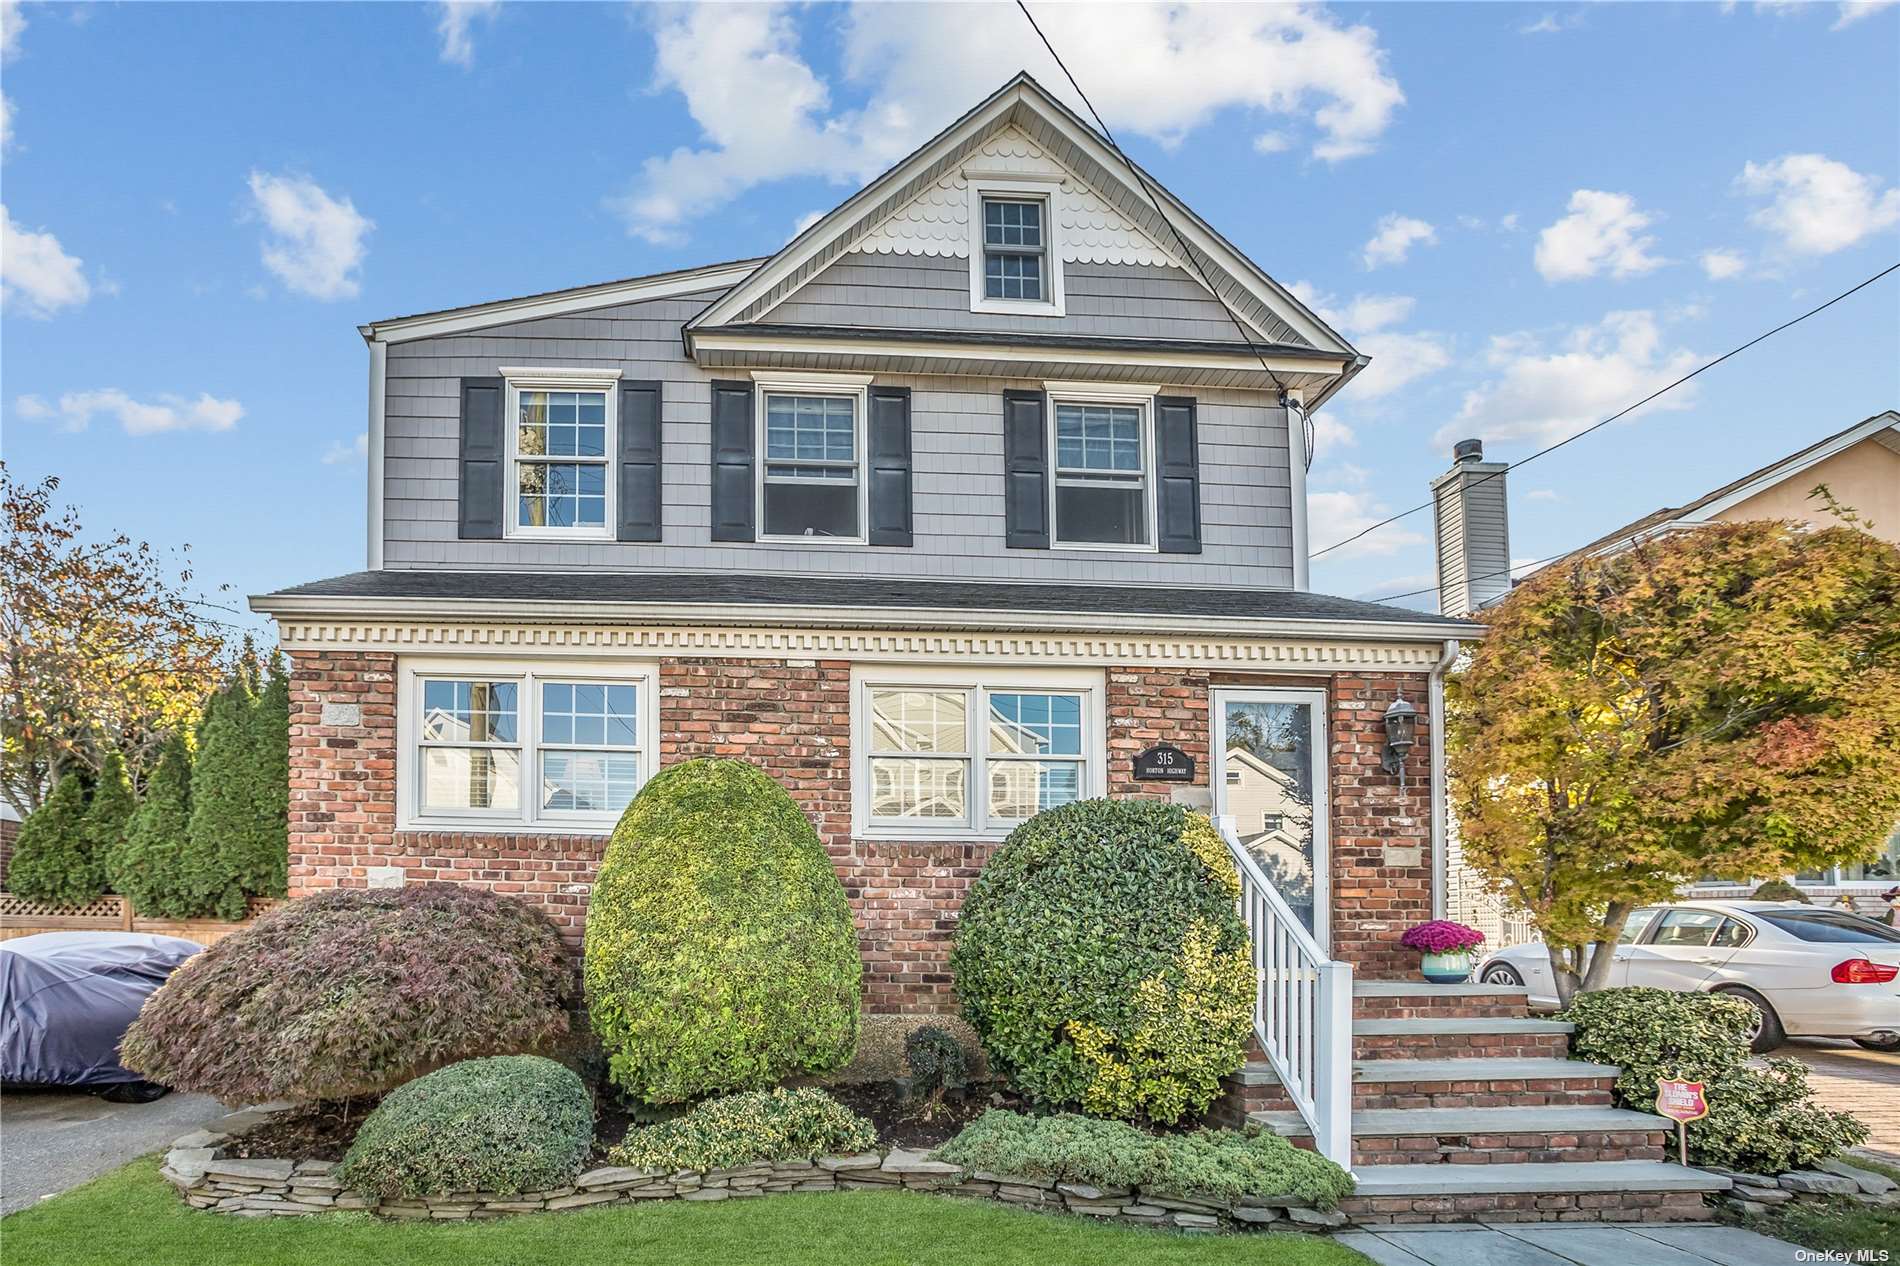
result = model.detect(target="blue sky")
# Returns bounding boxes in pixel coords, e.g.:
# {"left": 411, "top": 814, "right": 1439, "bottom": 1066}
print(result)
{"left": 3, "top": 1, "right": 1897, "bottom": 635}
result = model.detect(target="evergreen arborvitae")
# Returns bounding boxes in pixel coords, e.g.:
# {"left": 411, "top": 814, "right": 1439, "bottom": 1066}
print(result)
{"left": 227, "top": 655, "right": 290, "bottom": 898}
{"left": 112, "top": 734, "right": 196, "bottom": 918}
{"left": 183, "top": 680, "right": 251, "bottom": 921}
{"left": 82, "top": 751, "right": 137, "bottom": 893}
{"left": 8, "top": 772, "right": 102, "bottom": 907}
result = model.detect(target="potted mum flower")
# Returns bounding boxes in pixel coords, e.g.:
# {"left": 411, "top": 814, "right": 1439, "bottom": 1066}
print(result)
{"left": 1400, "top": 920, "right": 1486, "bottom": 984}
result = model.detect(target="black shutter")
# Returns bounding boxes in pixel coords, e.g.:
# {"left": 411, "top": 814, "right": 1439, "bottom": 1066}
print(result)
{"left": 617, "top": 380, "right": 663, "bottom": 542}
{"left": 458, "top": 376, "right": 505, "bottom": 540}
{"left": 866, "top": 385, "right": 913, "bottom": 547}
{"left": 1002, "top": 389, "right": 1049, "bottom": 549}
{"left": 1154, "top": 395, "right": 1202, "bottom": 554}
{"left": 709, "top": 379, "right": 755, "bottom": 542}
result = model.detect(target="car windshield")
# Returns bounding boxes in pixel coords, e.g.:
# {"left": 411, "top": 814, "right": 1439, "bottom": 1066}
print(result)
{"left": 1756, "top": 911, "right": 1900, "bottom": 944}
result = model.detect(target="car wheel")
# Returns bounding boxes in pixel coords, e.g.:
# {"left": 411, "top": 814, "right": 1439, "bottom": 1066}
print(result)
{"left": 1480, "top": 962, "right": 1524, "bottom": 987}
{"left": 1853, "top": 1035, "right": 1900, "bottom": 1053}
{"left": 99, "top": 1080, "right": 170, "bottom": 1104}
{"left": 1714, "top": 986, "right": 1785, "bottom": 1053}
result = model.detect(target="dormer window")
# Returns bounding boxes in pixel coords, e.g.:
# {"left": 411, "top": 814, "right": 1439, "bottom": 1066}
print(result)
{"left": 983, "top": 198, "right": 1045, "bottom": 301}
{"left": 968, "top": 180, "right": 1064, "bottom": 315}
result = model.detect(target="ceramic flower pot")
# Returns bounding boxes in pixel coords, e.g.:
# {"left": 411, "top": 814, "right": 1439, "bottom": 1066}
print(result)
{"left": 1419, "top": 951, "right": 1473, "bottom": 984}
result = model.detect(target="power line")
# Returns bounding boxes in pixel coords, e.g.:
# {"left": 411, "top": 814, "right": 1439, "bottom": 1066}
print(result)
{"left": 1311, "top": 260, "right": 1900, "bottom": 559}
{"left": 1013, "top": 1, "right": 1317, "bottom": 463}
{"left": 1370, "top": 551, "right": 1571, "bottom": 606}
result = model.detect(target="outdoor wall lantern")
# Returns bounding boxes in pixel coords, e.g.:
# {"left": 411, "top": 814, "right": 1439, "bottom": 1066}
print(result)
{"left": 1381, "top": 694, "right": 1420, "bottom": 789}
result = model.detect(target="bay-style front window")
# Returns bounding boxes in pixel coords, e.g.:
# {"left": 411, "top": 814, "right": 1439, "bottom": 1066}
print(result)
{"left": 399, "top": 659, "right": 656, "bottom": 830}
{"left": 852, "top": 667, "right": 1104, "bottom": 837}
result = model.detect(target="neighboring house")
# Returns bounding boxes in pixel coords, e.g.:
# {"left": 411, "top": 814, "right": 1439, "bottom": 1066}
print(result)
{"left": 1433, "top": 411, "right": 1900, "bottom": 936}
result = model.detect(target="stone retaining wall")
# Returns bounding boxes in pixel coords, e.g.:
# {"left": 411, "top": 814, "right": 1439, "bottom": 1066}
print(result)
{"left": 159, "top": 1111, "right": 1340, "bottom": 1232}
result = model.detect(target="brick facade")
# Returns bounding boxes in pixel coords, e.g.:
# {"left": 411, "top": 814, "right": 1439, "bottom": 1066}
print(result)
{"left": 288, "top": 648, "right": 1436, "bottom": 1011}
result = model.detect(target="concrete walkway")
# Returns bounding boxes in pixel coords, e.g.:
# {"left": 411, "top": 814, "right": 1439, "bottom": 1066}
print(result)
{"left": 0, "top": 1087, "right": 223, "bottom": 1214}
{"left": 1777, "top": 1037, "right": 1900, "bottom": 1166}
{"left": 1338, "top": 1222, "right": 1811, "bottom": 1266}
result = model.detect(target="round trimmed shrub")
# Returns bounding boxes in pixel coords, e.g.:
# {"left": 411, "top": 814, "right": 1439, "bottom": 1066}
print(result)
{"left": 609, "top": 1087, "right": 877, "bottom": 1172}
{"left": 336, "top": 1056, "right": 593, "bottom": 1199}
{"left": 951, "top": 800, "right": 1253, "bottom": 1123}
{"left": 584, "top": 758, "right": 860, "bottom": 1105}
{"left": 120, "top": 885, "right": 574, "bottom": 1103}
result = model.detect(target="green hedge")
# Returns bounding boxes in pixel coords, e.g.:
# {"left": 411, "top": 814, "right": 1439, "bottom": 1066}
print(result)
{"left": 932, "top": 1110, "right": 1353, "bottom": 1209}
{"left": 336, "top": 1056, "right": 593, "bottom": 1199}
{"left": 583, "top": 759, "right": 860, "bottom": 1105}
{"left": 1564, "top": 987, "right": 1866, "bottom": 1172}
{"left": 7, "top": 772, "right": 101, "bottom": 907}
{"left": 950, "top": 800, "right": 1252, "bottom": 1122}
{"left": 610, "top": 1088, "right": 877, "bottom": 1172}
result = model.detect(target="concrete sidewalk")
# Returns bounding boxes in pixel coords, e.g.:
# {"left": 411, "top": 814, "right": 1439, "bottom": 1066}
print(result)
{"left": 0, "top": 1087, "right": 223, "bottom": 1215}
{"left": 1338, "top": 1222, "right": 1811, "bottom": 1266}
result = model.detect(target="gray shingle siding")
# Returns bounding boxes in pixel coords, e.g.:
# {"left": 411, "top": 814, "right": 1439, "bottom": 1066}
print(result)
{"left": 380, "top": 287, "right": 1296, "bottom": 588}
{"left": 765, "top": 252, "right": 1261, "bottom": 342}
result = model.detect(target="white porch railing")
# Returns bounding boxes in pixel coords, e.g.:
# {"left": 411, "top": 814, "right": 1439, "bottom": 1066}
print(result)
{"left": 1215, "top": 815, "right": 1354, "bottom": 1169}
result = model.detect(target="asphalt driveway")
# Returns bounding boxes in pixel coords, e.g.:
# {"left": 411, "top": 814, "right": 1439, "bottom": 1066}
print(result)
{"left": 0, "top": 1087, "right": 222, "bottom": 1215}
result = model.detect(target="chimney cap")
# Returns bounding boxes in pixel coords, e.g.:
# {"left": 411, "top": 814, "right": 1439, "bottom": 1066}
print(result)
{"left": 1453, "top": 438, "right": 1484, "bottom": 464}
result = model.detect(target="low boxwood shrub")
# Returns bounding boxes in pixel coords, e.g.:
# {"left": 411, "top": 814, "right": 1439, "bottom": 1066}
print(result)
{"left": 906, "top": 1024, "right": 969, "bottom": 1119}
{"left": 609, "top": 1087, "right": 877, "bottom": 1172}
{"left": 931, "top": 1110, "right": 1354, "bottom": 1209}
{"left": 950, "top": 800, "right": 1252, "bottom": 1123}
{"left": 336, "top": 1056, "right": 593, "bottom": 1199}
{"left": 120, "top": 885, "right": 574, "bottom": 1103}
{"left": 1565, "top": 987, "right": 1866, "bottom": 1172}
{"left": 584, "top": 758, "right": 860, "bottom": 1105}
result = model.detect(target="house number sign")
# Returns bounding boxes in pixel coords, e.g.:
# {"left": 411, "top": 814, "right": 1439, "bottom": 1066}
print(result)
{"left": 1133, "top": 744, "right": 1195, "bottom": 782}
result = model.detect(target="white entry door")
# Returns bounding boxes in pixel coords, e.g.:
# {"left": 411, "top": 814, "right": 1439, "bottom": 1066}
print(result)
{"left": 1212, "top": 688, "right": 1330, "bottom": 947}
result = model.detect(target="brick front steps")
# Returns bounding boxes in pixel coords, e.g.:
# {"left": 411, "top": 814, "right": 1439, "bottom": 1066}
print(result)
{"left": 1222, "top": 980, "right": 1734, "bottom": 1224}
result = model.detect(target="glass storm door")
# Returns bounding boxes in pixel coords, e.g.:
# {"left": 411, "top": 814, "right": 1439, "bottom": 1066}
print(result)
{"left": 1213, "top": 689, "right": 1330, "bottom": 946}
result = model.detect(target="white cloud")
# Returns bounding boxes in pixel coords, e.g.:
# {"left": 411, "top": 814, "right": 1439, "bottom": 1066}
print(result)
{"left": 612, "top": 2, "right": 1403, "bottom": 242}
{"left": 1, "top": 1, "right": 24, "bottom": 60}
{"left": 1290, "top": 281, "right": 1452, "bottom": 401}
{"left": 0, "top": 204, "right": 90, "bottom": 317}
{"left": 247, "top": 171, "right": 373, "bottom": 300}
{"left": 1307, "top": 488, "right": 1426, "bottom": 559}
{"left": 324, "top": 431, "right": 369, "bottom": 463}
{"left": 1252, "top": 131, "right": 1291, "bottom": 155}
{"left": 1700, "top": 248, "right": 1748, "bottom": 280}
{"left": 1524, "top": 488, "right": 1561, "bottom": 502}
{"left": 18, "top": 388, "right": 243, "bottom": 436}
{"left": 1361, "top": 213, "right": 1436, "bottom": 269}
{"left": 788, "top": 209, "right": 825, "bottom": 242}
{"left": 1308, "top": 410, "right": 1356, "bottom": 460}
{"left": 1500, "top": 212, "right": 1520, "bottom": 232}
{"left": 435, "top": 0, "right": 499, "bottom": 69}
{"left": 1534, "top": 190, "right": 1666, "bottom": 281}
{"left": 0, "top": 93, "right": 12, "bottom": 152}
{"left": 1736, "top": 153, "right": 1900, "bottom": 256}
{"left": 1519, "top": 11, "right": 1584, "bottom": 33}
{"left": 1833, "top": 1, "right": 1897, "bottom": 26}
{"left": 1442, "top": 309, "right": 1699, "bottom": 448}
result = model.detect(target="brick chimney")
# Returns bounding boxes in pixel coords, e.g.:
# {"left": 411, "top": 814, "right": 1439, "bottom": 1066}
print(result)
{"left": 1431, "top": 438, "right": 1511, "bottom": 616}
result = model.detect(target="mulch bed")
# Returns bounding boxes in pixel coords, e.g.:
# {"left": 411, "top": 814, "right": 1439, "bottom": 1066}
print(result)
{"left": 224, "top": 1099, "right": 375, "bottom": 1162}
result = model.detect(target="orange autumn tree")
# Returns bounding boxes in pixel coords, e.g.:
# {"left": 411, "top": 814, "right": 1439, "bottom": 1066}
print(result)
{"left": 0, "top": 467, "right": 229, "bottom": 815}
{"left": 1448, "top": 519, "right": 1900, "bottom": 1004}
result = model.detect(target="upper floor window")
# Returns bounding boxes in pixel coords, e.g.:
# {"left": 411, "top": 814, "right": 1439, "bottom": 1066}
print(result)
{"left": 1053, "top": 397, "right": 1153, "bottom": 549}
{"left": 968, "top": 181, "right": 1064, "bottom": 315}
{"left": 504, "top": 370, "right": 619, "bottom": 539}
{"left": 401, "top": 658, "right": 654, "bottom": 831}
{"left": 755, "top": 375, "right": 869, "bottom": 543}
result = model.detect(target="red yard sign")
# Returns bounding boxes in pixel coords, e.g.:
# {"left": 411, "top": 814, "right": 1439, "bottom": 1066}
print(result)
{"left": 1655, "top": 1079, "right": 1709, "bottom": 1123}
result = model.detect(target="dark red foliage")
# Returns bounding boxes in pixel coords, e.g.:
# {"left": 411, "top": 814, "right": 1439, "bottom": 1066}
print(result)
{"left": 121, "top": 885, "right": 574, "bottom": 1104}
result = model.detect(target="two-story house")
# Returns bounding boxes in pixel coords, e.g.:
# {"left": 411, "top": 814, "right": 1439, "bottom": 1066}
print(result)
{"left": 253, "top": 76, "right": 1751, "bottom": 1220}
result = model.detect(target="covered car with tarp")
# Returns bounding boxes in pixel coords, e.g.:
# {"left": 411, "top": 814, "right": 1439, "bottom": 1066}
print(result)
{"left": 1, "top": 931, "right": 201, "bottom": 1095}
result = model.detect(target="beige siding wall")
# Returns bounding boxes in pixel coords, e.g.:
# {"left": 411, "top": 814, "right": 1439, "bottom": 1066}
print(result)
{"left": 1715, "top": 437, "right": 1900, "bottom": 545}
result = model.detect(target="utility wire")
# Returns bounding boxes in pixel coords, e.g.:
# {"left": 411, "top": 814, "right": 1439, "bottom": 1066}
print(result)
{"left": 1014, "top": 1, "right": 1318, "bottom": 463}
{"left": 1371, "top": 551, "right": 1570, "bottom": 606}
{"left": 1311, "top": 260, "right": 1900, "bottom": 559}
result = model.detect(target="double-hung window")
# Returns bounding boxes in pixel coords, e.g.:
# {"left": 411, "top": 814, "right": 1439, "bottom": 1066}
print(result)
{"left": 403, "top": 660, "right": 654, "bottom": 830}
{"left": 756, "top": 374, "right": 869, "bottom": 542}
{"left": 504, "top": 369, "right": 619, "bottom": 538}
{"left": 856, "top": 670, "right": 1102, "bottom": 836}
{"left": 968, "top": 182, "right": 1063, "bottom": 314}
{"left": 1053, "top": 396, "right": 1153, "bottom": 547}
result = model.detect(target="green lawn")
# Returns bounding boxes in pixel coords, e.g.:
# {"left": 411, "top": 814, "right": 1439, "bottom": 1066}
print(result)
{"left": 2, "top": 1158, "right": 1371, "bottom": 1266}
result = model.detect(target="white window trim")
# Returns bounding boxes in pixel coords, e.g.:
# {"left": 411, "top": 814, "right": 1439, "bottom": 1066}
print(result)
{"left": 1046, "top": 386, "right": 1159, "bottom": 553}
{"left": 850, "top": 664, "right": 1106, "bottom": 841}
{"left": 397, "top": 656, "right": 658, "bottom": 834}
{"left": 968, "top": 177, "right": 1066, "bottom": 317}
{"left": 751, "top": 371, "right": 873, "bottom": 547}
{"left": 501, "top": 368, "right": 623, "bottom": 542}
